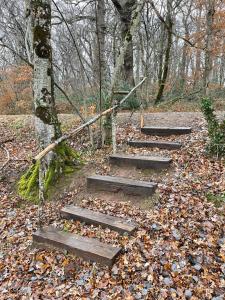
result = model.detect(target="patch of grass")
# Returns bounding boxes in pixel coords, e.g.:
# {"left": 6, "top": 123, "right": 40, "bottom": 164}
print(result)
{"left": 206, "top": 192, "right": 225, "bottom": 207}
{"left": 9, "top": 119, "right": 24, "bottom": 130}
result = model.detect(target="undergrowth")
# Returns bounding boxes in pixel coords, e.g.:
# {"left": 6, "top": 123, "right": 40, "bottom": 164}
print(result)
{"left": 201, "top": 98, "right": 225, "bottom": 157}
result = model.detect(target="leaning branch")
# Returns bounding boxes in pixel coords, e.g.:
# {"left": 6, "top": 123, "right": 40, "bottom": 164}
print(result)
{"left": 33, "top": 77, "right": 146, "bottom": 163}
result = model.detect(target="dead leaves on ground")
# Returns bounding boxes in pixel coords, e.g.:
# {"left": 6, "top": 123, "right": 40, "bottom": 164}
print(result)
{"left": 0, "top": 115, "right": 224, "bottom": 299}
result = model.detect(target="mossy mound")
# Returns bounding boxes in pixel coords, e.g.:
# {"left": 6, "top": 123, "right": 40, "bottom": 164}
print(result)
{"left": 18, "top": 142, "right": 82, "bottom": 202}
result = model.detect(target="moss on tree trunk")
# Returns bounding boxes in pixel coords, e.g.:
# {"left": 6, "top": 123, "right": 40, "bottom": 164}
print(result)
{"left": 18, "top": 142, "right": 82, "bottom": 202}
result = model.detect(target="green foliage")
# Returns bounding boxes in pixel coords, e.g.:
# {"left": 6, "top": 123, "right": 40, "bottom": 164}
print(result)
{"left": 18, "top": 142, "right": 82, "bottom": 202}
{"left": 206, "top": 192, "right": 225, "bottom": 207}
{"left": 201, "top": 98, "right": 225, "bottom": 157}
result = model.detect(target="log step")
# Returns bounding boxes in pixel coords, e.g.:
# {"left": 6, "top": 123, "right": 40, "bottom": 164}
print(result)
{"left": 128, "top": 140, "right": 182, "bottom": 150}
{"left": 33, "top": 226, "right": 121, "bottom": 266}
{"left": 110, "top": 154, "right": 172, "bottom": 170}
{"left": 87, "top": 175, "right": 157, "bottom": 196}
{"left": 61, "top": 205, "right": 137, "bottom": 234}
{"left": 141, "top": 126, "right": 192, "bottom": 136}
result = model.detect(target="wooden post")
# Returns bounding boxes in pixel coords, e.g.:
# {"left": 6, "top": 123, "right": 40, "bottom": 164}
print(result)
{"left": 112, "top": 103, "right": 117, "bottom": 154}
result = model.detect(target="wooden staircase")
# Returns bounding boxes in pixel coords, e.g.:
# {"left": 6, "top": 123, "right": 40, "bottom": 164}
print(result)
{"left": 128, "top": 140, "right": 182, "bottom": 150}
{"left": 33, "top": 226, "right": 121, "bottom": 266}
{"left": 32, "top": 122, "right": 192, "bottom": 266}
{"left": 141, "top": 126, "right": 192, "bottom": 136}
{"left": 87, "top": 175, "right": 157, "bottom": 196}
{"left": 61, "top": 205, "right": 137, "bottom": 234}
{"left": 109, "top": 153, "right": 172, "bottom": 169}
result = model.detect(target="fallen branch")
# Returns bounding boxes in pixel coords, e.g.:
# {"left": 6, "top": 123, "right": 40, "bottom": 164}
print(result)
{"left": 0, "top": 145, "right": 10, "bottom": 170}
{"left": 0, "top": 138, "right": 13, "bottom": 144}
{"left": 33, "top": 77, "right": 146, "bottom": 163}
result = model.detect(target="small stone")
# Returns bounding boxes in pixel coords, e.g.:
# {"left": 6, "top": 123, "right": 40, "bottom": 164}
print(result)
{"left": 193, "top": 264, "right": 202, "bottom": 271}
{"left": 143, "top": 281, "right": 152, "bottom": 290}
{"left": 172, "top": 263, "right": 178, "bottom": 272}
{"left": 218, "top": 237, "right": 225, "bottom": 246}
{"left": 163, "top": 277, "right": 173, "bottom": 286}
{"left": 172, "top": 229, "right": 181, "bottom": 241}
{"left": 192, "top": 275, "right": 199, "bottom": 282}
{"left": 151, "top": 223, "right": 160, "bottom": 231}
{"left": 135, "top": 292, "right": 142, "bottom": 299}
{"left": 75, "top": 279, "right": 85, "bottom": 286}
{"left": 111, "top": 265, "right": 119, "bottom": 275}
{"left": 212, "top": 296, "right": 224, "bottom": 300}
{"left": 185, "top": 289, "right": 192, "bottom": 298}
{"left": 31, "top": 276, "right": 37, "bottom": 281}
{"left": 142, "top": 289, "right": 148, "bottom": 296}
{"left": 179, "top": 260, "right": 186, "bottom": 268}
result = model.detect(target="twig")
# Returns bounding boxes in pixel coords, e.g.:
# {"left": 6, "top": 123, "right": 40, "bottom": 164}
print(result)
{"left": 0, "top": 145, "right": 10, "bottom": 170}
{"left": 0, "top": 138, "right": 13, "bottom": 144}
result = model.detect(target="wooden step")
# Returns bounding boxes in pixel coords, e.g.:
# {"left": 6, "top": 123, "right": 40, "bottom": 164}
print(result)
{"left": 61, "top": 205, "right": 137, "bottom": 234}
{"left": 128, "top": 140, "right": 182, "bottom": 150}
{"left": 110, "top": 154, "right": 172, "bottom": 170}
{"left": 33, "top": 226, "right": 121, "bottom": 266}
{"left": 87, "top": 175, "right": 157, "bottom": 196}
{"left": 141, "top": 126, "right": 192, "bottom": 136}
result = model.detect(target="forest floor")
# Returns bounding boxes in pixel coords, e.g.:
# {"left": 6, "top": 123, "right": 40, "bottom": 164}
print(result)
{"left": 0, "top": 112, "right": 225, "bottom": 300}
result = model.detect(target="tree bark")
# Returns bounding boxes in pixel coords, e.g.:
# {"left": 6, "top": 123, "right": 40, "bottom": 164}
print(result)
{"left": 204, "top": 0, "right": 215, "bottom": 96}
{"left": 18, "top": 0, "right": 79, "bottom": 201}
{"left": 31, "top": 0, "right": 61, "bottom": 157}
{"left": 111, "top": 0, "right": 136, "bottom": 87}
{"left": 155, "top": 1, "right": 173, "bottom": 105}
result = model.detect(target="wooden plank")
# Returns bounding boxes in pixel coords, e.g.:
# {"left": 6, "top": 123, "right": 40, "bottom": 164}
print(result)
{"left": 128, "top": 140, "right": 182, "bottom": 150}
{"left": 109, "top": 154, "right": 172, "bottom": 170}
{"left": 33, "top": 226, "right": 121, "bottom": 266}
{"left": 141, "top": 126, "right": 192, "bottom": 136}
{"left": 87, "top": 175, "right": 157, "bottom": 196}
{"left": 113, "top": 90, "right": 130, "bottom": 95}
{"left": 61, "top": 205, "right": 137, "bottom": 234}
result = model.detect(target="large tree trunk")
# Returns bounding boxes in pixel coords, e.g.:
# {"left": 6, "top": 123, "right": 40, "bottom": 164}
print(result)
{"left": 204, "top": 0, "right": 215, "bottom": 95}
{"left": 19, "top": 0, "right": 79, "bottom": 201}
{"left": 111, "top": 0, "right": 136, "bottom": 87}
{"left": 31, "top": 0, "right": 61, "bottom": 154}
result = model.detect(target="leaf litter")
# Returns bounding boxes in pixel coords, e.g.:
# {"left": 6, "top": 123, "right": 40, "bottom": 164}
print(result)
{"left": 0, "top": 113, "right": 224, "bottom": 299}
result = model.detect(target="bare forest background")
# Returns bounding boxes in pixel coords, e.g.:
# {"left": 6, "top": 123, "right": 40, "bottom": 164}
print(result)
{"left": 0, "top": 0, "right": 224, "bottom": 115}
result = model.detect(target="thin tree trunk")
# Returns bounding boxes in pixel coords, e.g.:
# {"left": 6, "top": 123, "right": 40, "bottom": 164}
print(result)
{"left": 204, "top": 0, "right": 215, "bottom": 95}
{"left": 155, "top": 7, "right": 173, "bottom": 105}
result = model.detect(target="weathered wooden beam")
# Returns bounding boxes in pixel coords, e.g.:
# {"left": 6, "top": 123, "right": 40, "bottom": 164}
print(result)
{"left": 61, "top": 205, "right": 137, "bottom": 234}
{"left": 141, "top": 126, "right": 192, "bottom": 136}
{"left": 128, "top": 140, "right": 182, "bottom": 150}
{"left": 33, "top": 226, "right": 121, "bottom": 266}
{"left": 109, "top": 154, "right": 172, "bottom": 170}
{"left": 87, "top": 175, "right": 157, "bottom": 196}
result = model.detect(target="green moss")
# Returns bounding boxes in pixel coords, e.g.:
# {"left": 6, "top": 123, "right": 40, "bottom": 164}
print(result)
{"left": 17, "top": 142, "right": 82, "bottom": 202}
{"left": 18, "top": 161, "right": 40, "bottom": 202}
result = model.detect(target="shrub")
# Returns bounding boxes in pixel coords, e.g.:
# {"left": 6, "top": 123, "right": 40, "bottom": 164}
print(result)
{"left": 201, "top": 98, "right": 225, "bottom": 157}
